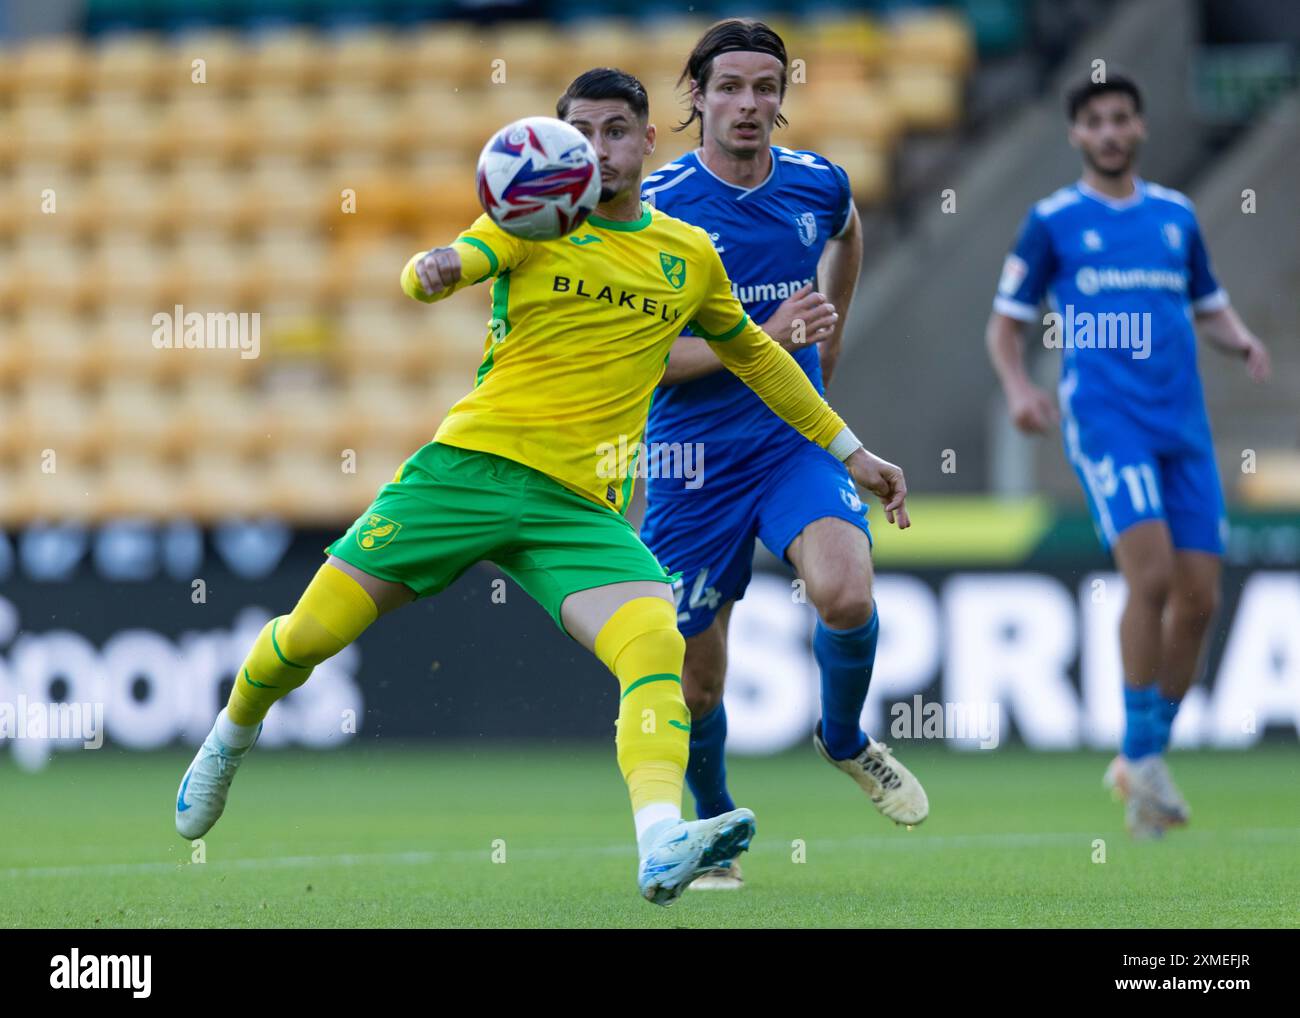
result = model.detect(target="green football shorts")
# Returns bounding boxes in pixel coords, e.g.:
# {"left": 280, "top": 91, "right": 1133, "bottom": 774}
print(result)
{"left": 325, "top": 441, "right": 678, "bottom": 633}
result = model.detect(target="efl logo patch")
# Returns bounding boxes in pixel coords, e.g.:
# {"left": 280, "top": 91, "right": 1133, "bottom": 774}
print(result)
{"left": 997, "top": 254, "right": 1028, "bottom": 296}
{"left": 357, "top": 513, "right": 401, "bottom": 550}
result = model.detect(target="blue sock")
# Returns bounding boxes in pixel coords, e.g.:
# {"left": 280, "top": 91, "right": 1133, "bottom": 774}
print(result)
{"left": 685, "top": 703, "right": 735, "bottom": 820}
{"left": 1122, "top": 685, "right": 1160, "bottom": 760}
{"left": 1152, "top": 692, "right": 1182, "bottom": 752}
{"left": 815, "top": 603, "right": 879, "bottom": 760}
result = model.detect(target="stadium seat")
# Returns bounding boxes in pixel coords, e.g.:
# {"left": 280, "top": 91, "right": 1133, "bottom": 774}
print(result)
{"left": 405, "top": 22, "right": 487, "bottom": 84}
{"left": 11, "top": 98, "right": 85, "bottom": 162}
{"left": 13, "top": 36, "right": 87, "bottom": 96}
{"left": 99, "top": 450, "right": 183, "bottom": 518}
{"left": 244, "top": 89, "right": 320, "bottom": 159}
{"left": 163, "top": 29, "right": 248, "bottom": 93}
{"left": 88, "top": 159, "right": 172, "bottom": 231}
{"left": 175, "top": 449, "right": 266, "bottom": 521}
{"left": 96, "top": 379, "right": 179, "bottom": 459}
{"left": 886, "top": 10, "right": 975, "bottom": 77}
{"left": 325, "top": 28, "right": 403, "bottom": 88}
{"left": 90, "top": 33, "right": 165, "bottom": 94}
{"left": 247, "top": 29, "right": 321, "bottom": 90}
{"left": 1237, "top": 450, "right": 1300, "bottom": 506}
{"left": 884, "top": 67, "right": 963, "bottom": 132}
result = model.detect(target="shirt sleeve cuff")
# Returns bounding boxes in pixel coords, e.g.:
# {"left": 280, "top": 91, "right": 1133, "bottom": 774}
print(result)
{"left": 1191, "top": 288, "right": 1230, "bottom": 313}
{"left": 993, "top": 296, "right": 1038, "bottom": 322}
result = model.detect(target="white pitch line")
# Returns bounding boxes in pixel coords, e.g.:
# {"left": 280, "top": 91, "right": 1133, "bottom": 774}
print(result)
{"left": 4, "top": 827, "right": 1298, "bottom": 881}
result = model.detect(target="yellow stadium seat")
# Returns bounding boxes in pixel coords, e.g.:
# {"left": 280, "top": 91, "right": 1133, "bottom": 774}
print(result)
{"left": 405, "top": 22, "right": 486, "bottom": 84}
{"left": 93, "top": 230, "right": 171, "bottom": 304}
{"left": 263, "top": 445, "right": 359, "bottom": 523}
{"left": 244, "top": 89, "right": 320, "bottom": 158}
{"left": 173, "top": 377, "right": 266, "bottom": 456}
{"left": 884, "top": 67, "right": 963, "bottom": 132}
{"left": 315, "top": 86, "right": 404, "bottom": 154}
{"left": 175, "top": 449, "right": 264, "bottom": 521}
{"left": 246, "top": 29, "right": 321, "bottom": 90}
{"left": 886, "top": 11, "right": 975, "bottom": 76}
{"left": 163, "top": 29, "right": 248, "bottom": 94}
{"left": 86, "top": 94, "right": 168, "bottom": 160}
{"left": 1238, "top": 451, "right": 1300, "bottom": 506}
{"left": 87, "top": 160, "right": 170, "bottom": 231}
{"left": 165, "top": 158, "right": 244, "bottom": 228}
{"left": 160, "top": 91, "right": 249, "bottom": 160}
{"left": 11, "top": 458, "right": 100, "bottom": 523}
{"left": 557, "top": 20, "right": 639, "bottom": 74}
{"left": 813, "top": 138, "right": 890, "bottom": 205}
{"left": 98, "top": 451, "right": 182, "bottom": 518}
{"left": 325, "top": 28, "right": 402, "bottom": 88}
{"left": 15, "top": 381, "right": 97, "bottom": 460}
{"left": 170, "top": 229, "right": 247, "bottom": 305}
{"left": 11, "top": 97, "right": 85, "bottom": 162}
{"left": 12, "top": 235, "right": 83, "bottom": 304}
{"left": 99, "top": 311, "right": 170, "bottom": 381}
{"left": 491, "top": 22, "right": 566, "bottom": 81}
{"left": 96, "top": 379, "right": 178, "bottom": 458}
{"left": 13, "top": 35, "right": 87, "bottom": 96}
{"left": 790, "top": 80, "right": 901, "bottom": 148}
{"left": 18, "top": 309, "right": 96, "bottom": 382}
{"left": 247, "top": 227, "right": 327, "bottom": 298}
{"left": 91, "top": 33, "right": 165, "bottom": 94}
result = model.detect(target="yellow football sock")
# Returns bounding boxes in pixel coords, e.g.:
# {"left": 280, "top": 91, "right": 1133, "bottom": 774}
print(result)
{"left": 226, "top": 563, "right": 379, "bottom": 726}
{"left": 594, "top": 597, "right": 689, "bottom": 815}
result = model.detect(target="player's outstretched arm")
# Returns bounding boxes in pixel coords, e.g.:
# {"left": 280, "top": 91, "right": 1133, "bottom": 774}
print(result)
{"left": 401, "top": 214, "right": 528, "bottom": 304}
{"left": 402, "top": 247, "right": 464, "bottom": 302}
{"left": 985, "top": 310, "right": 1058, "bottom": 434}
{"left": 1194, "top": 306, "right": 1272, "bottom": 383}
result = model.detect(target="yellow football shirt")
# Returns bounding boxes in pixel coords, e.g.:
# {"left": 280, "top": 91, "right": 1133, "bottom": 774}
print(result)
{"left": 401, "top": 200, "right": 847, "bottom": 514}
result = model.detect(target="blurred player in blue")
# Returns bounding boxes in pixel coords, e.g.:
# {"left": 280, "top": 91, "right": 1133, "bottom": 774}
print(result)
{"left": 985, "top": 74, "right": 1272, "bottom": 838}
{"left": 640, "top": 19, "right": 929, "bottom": 889}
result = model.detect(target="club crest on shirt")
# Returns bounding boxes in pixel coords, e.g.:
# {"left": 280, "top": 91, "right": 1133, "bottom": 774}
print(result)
{"left": 795, "top": 211, "right": 817, "bottom": 247}
{"left": 1082, "top": 229, "right": 1103, "bottom": 251}
{"left": 659, "top": 252, "right": 686, "bottom": 290}
{"left": 357, "top": 513, "right": 401, "bottom": 550}
{"left": 1162, "top": 222, "right": 1183, "bottom": 251}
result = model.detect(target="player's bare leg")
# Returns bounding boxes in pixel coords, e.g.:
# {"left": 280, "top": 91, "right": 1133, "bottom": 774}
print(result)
{"left": 1140, "top": 550, "right": 1220, "bottom": 824}
{"left": 174, "top": 557, "right": 412, "bottom": 840}
{"left": 788, "top": 516, "right": 928, "bottom": 826}
{"left": 1107, "top": 521, "right": 1193, "bottom": 836}
{"left": 561, "top": 581, "right": 755, "bottom": 906}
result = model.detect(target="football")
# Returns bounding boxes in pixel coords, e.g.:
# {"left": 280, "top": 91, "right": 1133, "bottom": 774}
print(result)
{"left": 475, "top": 115, "right": 602, "bottom": 241}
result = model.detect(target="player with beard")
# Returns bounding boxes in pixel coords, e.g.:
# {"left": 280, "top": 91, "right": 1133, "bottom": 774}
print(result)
{"left": 985, "top": 74, "right": 1271, "bottom": 838}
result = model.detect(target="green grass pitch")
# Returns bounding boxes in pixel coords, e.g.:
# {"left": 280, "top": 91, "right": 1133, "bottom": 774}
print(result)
{"left": 3, "top": 744, "right": 1297, "bottom": 928}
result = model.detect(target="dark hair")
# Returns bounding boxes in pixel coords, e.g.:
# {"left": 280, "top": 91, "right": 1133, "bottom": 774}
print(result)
{"left": 675, "top": 18, "right": 789, "bottom": 142}
{"left": 1065, "top": 73, "right": 1142, "bottom": 120}
{"left": 557, "top": 67, "right": 649, "bottom": 122}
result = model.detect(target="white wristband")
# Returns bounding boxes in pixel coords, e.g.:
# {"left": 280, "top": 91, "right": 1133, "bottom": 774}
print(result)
{"left": 827, "top": 426, "right": 863, "bottom": 462}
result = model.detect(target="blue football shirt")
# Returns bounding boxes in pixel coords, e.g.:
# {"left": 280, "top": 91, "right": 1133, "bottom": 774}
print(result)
{"left": 994, "top": 178, "right": 1228, "bottom": 444}
{"left": 640, "top": 146, "right": 854, "bottom": 494}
